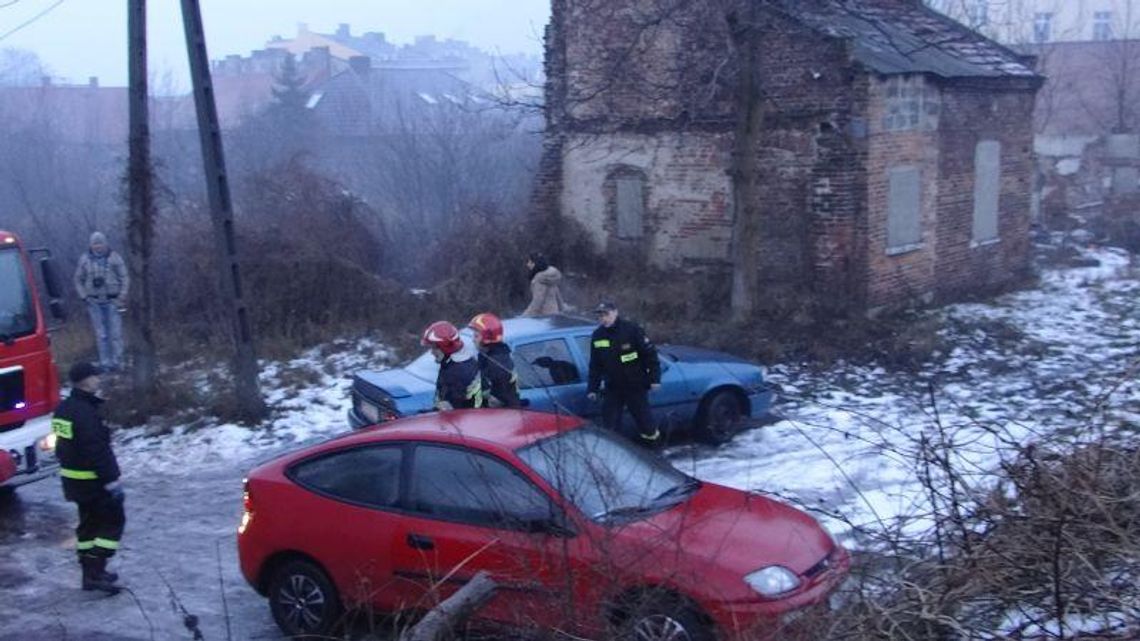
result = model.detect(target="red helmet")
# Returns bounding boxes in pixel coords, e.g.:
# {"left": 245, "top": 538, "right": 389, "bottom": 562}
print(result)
{"left": 468, "top": 313, "right": 504, "bottom": 344}
{"left": 421, "top": 321, "right": 463, "bottom": 356}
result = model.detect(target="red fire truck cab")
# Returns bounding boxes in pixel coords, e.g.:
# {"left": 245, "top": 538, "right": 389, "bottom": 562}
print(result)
{"left": 0, "top": 230, "right": 65, "bottom": 489}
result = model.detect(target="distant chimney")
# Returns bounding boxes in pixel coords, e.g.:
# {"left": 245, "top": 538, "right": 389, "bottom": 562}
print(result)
{"left": 303, "top": 46, "right": 332, "bottom": 77}
{"left": 297, "top": 22, "right": 309, "bottom": 35}
{"left": 88, "top": 76, "right": 99, "bottom": 88}
{"left": 40, "top": 75, "right": 51, "bottom": 87}
{"left": 348, "top": 55, "right": 371, "bottom": 75}
{"left": 337, "top": 23, "right": 351, "bottom": 38}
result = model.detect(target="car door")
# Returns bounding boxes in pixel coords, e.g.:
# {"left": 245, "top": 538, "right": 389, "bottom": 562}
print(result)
{"left": 514, "top": 337, "right": 591, "bottom": 418}
{"left": 286, "top": 444, "right": 408, "bottom": 611}
{"left": 386, "top": 443, "right": 581, "bottom": 630}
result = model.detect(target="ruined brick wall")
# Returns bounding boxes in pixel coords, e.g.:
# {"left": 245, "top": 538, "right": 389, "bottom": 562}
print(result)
{"left": 561, "top": 132, "right": 735, "bottom": 266}
{"left": 540, "top": 0, "right": 1038, "bottom": 311}
{"left": 933, "top": 79, "right": 1037, "bottom": 301}
{"left": 750, "top": 10, "right": 867, "bottom": 305}
{"left": 864, "top": 74, "right": 943, "bottom": 308}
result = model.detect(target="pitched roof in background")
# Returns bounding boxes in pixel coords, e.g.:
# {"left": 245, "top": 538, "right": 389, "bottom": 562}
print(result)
{"left": 782, "top": 0, "right": 1039, "bottom": 79}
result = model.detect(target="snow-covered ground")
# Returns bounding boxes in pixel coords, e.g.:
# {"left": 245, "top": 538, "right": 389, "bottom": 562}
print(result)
{"left": 2, "top": 246, "right": 1136, "bottom": 640}
{"left": 666, "top": 246, "right": 1139, "bottom": 543}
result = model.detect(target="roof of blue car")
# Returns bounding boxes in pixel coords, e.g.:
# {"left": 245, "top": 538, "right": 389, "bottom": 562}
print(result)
{"left": 503, "top": 314, "right": 593, "bottom": 338}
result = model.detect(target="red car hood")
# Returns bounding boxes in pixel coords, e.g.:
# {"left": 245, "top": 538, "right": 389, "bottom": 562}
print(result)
{"left": 615, "top": 483, "right": 835, "bottom": 577}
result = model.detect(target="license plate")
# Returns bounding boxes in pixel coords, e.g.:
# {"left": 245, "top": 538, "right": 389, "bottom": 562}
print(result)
{"left": 359, "top": 400, "right": 380, "bottom": 424}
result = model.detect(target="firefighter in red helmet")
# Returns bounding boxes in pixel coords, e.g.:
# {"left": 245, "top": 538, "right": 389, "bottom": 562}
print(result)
{"left": 421, "top": 321, "right": 483, "bottom": 411}
{"left": 468, "top": 313, "right": 522, "bottom": 408}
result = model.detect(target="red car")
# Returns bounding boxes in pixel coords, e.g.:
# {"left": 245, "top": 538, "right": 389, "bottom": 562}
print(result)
{"left": 238, "top": 410, "right": 848, "bottom": 640}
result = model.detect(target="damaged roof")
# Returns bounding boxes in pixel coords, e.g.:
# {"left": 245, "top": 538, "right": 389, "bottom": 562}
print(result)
{"left": 780, "top": 0, "right": 1038, "bottom": 79}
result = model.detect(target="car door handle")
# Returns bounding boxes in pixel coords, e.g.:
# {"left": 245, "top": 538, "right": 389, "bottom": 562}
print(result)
{"left": 406, "top": 533, "right": 435, "bottom": 550}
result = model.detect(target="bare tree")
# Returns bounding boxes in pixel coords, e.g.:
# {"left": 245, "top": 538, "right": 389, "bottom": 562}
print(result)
{"left": 0, "top": 47, "right": 45, "bottom": 86}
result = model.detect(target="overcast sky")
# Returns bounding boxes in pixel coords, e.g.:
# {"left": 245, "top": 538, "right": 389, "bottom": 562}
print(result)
{"left": 0, "top": 0, "right": 551, "bottom": 88}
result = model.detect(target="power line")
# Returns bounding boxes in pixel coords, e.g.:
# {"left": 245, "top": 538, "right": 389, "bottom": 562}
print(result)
{"left": 0, "top": 0, "right": 64, "bottom": 43}
{"left": 0, "top": 2, "right": 23, "bottom": 10}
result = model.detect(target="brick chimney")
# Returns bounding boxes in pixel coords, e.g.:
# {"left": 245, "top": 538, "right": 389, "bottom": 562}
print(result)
{"left": 348, "top": 55, "right": 371, "bottom": 75}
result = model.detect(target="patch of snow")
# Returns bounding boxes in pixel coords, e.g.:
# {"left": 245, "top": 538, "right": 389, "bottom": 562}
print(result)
{"left": 667, "top": 246, "right": 1140, "bottom": 549}
{"left": 114, "top": 339, "right": 396, "bottom": 477}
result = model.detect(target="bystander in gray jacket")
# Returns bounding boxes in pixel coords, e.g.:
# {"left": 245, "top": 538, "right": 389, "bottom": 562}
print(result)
{"left": 74, "top": 232, "right": 129, "bottom": 371}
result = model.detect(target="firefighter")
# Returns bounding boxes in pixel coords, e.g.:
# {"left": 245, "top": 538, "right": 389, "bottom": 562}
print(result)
{"left": 421, "top": 321, "right": 483, "bottom": 411}
{"left": 53, "top": 362, "right": 125, "bottom": 595}
{"left": 586, "top": 302, "right": 662, "bottom": 445}
{"left": 468, "top": 313, "right": 522, "bottom": 408}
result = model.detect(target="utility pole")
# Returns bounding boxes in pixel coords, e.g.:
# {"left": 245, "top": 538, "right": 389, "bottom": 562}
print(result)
{"left": 126, "top": 0, "right": 158, "bottom": 393}
{"left": 180, "top": 0, "right": 266, "bottom": 420}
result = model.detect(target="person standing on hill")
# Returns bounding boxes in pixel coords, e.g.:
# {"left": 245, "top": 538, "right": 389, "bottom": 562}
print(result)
{"left": 521, "top": 252, "right": 567, "bottom": 317}
{"left": 74, "top": 232, "right": 129, "bottom": 372}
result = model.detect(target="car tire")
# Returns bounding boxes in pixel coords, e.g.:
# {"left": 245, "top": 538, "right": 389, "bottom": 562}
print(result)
{"left": 695, "top": 389, "right": 746, "bottom": 445}
{"left": 267, "top": 559, "right": 343, "bottom": 638}
{"left": 621, "top": 597, "right": 715, "bottom": 641}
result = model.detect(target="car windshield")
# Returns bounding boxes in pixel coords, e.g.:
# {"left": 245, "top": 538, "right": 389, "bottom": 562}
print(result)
{"left": 0, "top": 248, "right": 35, "bottom": 341}
{"left": 404, "top": 328, "right": 477, "bottom": 382}
{"left": 517, "top": 427, "right": 696, "bottom": 524}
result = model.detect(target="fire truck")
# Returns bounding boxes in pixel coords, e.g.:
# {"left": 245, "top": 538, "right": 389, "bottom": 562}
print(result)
{"left": 0, "top": 230, "right": 65, "bottom": 489}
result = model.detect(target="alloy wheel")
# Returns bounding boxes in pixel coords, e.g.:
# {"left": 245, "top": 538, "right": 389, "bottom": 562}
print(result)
{"left": 275, "top": 573, "right": 328, "bottom": 632}
{"left": 633, "top": 614, "right": 694, "bottom": 641}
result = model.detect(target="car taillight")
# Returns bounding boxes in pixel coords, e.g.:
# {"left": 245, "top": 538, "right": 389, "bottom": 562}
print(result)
{"left": 239, "top": 478, "right": 253, "bottom": 535}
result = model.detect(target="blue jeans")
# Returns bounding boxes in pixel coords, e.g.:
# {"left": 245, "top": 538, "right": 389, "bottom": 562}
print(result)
{"left": 86, "top": 301, "right": 124, "bottom": 370}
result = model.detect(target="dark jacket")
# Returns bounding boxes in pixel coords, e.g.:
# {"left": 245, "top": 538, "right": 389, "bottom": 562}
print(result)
{"left": 479, "top": 343, "right": 522, "bottom": 408}
{"left": 53, "top": 388, "right": 120, "bottom": 503}
{"left": 436, "top": 355, "right": 484, "bottom": 410}
{"left": 588, "top": 317, "right": 661, "bottom": 394}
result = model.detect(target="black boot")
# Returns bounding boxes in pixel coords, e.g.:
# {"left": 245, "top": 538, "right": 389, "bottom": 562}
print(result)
{"left": 80, "top": 555, "right": 121, "bottom": 594}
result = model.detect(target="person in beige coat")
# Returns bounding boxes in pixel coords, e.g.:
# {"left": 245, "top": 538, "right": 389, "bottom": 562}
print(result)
{"left": 522, "top": 252, "right": 567, "bottom": 317}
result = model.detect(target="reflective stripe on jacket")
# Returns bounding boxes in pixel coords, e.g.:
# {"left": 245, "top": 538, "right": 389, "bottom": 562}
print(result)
{"left": 587, "top": 316, "right": 661, "bottom": 393}
{"left": 53, "top": 388, "right": 120, "bottom": 503}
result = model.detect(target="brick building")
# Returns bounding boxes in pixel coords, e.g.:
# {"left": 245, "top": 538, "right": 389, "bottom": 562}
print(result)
{"left": 537, "top": 0, "right": 1044, "bottom": 310}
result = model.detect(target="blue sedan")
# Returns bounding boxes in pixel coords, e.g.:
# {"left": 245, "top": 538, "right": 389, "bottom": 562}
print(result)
{"left": 348, "top": 315, "right": 777, "bottom": 444}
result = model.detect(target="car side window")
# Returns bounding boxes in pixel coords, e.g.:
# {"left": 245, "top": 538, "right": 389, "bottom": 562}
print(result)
{"left": 409, "top": 445, "right": 554, "bottom": 529}
{"left": 574, "top": 336, "right": 592, "bottom": 362}
{"left": 516, "top": 339, "right": 581, "bottom": 388}
{"left": 291, "top": 446, "right": 402, "bottom": 509}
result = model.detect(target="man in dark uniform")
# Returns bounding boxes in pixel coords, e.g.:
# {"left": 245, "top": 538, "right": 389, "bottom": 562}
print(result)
{"left": 421, "top": 321, "right": 483, "bottom": 410}
{"left": 468, "top": 313, "right": 522, "bottom": 408}
{"left": 53, "top": 362, "right": 124, "bottom": 594}
{"left": 587, "top": 302, "right": 662, "bottom": 445}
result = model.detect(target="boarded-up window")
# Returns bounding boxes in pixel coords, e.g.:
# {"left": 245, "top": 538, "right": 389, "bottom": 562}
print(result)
{"left": 887, "top": 166, "right": 922, "bottom": 250}
{"left": 972, "top": 140, "right": 1001, "bottom": 243}
{"left": 615, "top": 175, "right": 645, "bottom": 239}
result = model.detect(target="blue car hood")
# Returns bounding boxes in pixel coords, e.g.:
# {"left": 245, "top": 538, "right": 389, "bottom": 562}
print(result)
{"left": 661, "top": 344, "right": 752, "bottom": 365}
{"left": 356, "top": 368, "right": 434, "bottom": 399}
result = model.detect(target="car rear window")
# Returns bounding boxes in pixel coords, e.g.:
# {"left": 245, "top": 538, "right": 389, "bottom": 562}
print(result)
{"left": 290, "top": 445, "right": 402, "bottom": 509}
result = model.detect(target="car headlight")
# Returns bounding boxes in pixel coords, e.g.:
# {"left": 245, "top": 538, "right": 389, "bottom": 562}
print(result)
{"left": 745, "top": 566, "right": 801, "bottom": 597}
{"left": 38, "top": 432, "right": 57, "bottom": 453}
